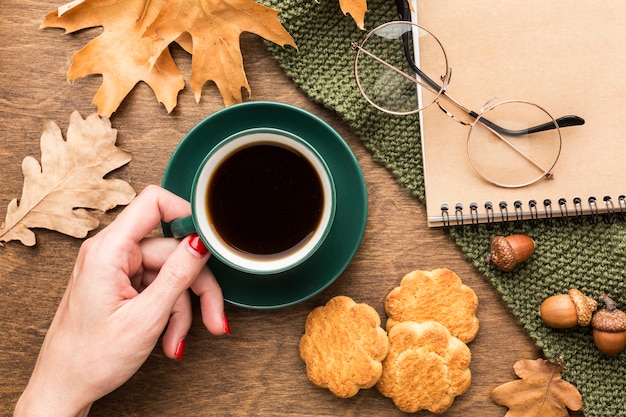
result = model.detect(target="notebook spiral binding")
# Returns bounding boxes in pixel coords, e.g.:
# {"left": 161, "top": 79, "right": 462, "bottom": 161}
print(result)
{"left": 440, "top": 195, "right": 626, "bottom": 229}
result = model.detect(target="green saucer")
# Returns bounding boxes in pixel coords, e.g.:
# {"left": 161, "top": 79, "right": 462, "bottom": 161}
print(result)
{"left": 162, "top": 101, "right": 368, "bottom": 309}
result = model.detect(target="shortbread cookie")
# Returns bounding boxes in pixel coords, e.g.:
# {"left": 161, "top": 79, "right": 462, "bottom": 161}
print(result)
{"left": 299, "top": 296, "right": 389, "bottom": 398}
{"left": 385, "top": 268, "right": 479, "bottom": 343}
{"left": 377, "top": 321, "right": 472, "bottom": 413}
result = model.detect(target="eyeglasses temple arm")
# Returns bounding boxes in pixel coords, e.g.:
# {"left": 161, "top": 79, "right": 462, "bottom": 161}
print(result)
{"left": 395, "top": 0, "right": 586, "bottom": 135}
{"left": 530, "top": 115, "right": 586, "bottom": 132}
{"left": 396, "top": 0, "right": 446, "bottom": 93}
{"left": 404, "top": 51, "right": 585, "bottom": 135}
{"left": 469, "top": 110, "right": 585, "bottom": 136}
{"left": 402, "top": 42, "right": 585, "bottom": 135}
{"left": 395, "top": 0, "right": 411, "bottom": 21}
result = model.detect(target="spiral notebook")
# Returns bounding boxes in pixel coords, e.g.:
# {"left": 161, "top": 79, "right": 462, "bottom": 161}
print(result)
{"left": 415, "top": 0, "right": 626, "bottom": 227}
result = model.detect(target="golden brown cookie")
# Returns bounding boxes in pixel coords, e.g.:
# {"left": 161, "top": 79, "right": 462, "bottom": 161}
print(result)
{"left": 377, "top": 321, "right": 472, "bottom": 413}
{"left": 385, "top": 268, "right": 479, "bottom": 343}
{"left": 299, "top": 296, "right": 389, "bottom": 398}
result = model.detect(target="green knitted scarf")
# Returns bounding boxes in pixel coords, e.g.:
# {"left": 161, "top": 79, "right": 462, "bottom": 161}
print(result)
{"left": 259, "top": 0, "right": 626, "bottom": 415}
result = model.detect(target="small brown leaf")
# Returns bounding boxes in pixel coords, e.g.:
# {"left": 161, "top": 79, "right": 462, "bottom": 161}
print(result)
{"left": 339, "top": 0, "right": 368, "bottom": 30}
{"left": 0, "top": 111, "right": 136, "bottom": 246}
{"left": 491, "top": 358, "right": 583, "bottom": 417}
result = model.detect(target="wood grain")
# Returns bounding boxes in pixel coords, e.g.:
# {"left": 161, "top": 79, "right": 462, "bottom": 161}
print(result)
{"left": 1, "top": 2, "right": 578, "bottom": 416}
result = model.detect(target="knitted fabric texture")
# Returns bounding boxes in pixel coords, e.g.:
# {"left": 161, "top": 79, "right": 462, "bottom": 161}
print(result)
{"left": 259, "top": 0, "right": 626, "bottom": 416}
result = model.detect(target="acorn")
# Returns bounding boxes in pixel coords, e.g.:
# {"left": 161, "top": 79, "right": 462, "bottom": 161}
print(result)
{"left": 486, "top": 234, "right": 536, "bottom": 272}
{"left": 539, "top": 289, "right": 598, "bottom": 328}
{"left": 591, "top": 293, "right": 626, "bottom": 356}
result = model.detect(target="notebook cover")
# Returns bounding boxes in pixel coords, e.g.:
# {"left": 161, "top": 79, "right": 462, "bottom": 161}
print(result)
{"left": 416, "top": 0, "right": 626, "bottom": 227}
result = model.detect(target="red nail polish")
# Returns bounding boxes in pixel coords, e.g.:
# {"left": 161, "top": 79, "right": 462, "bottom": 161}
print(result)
{"left": 175, "top": 339, "right": 186, "bottom": 361}
{"left": 223, "top": 313, "right": 231, "bottom": 335}
{"left": 188, "top": 234, "right": 209, "bottom": 256}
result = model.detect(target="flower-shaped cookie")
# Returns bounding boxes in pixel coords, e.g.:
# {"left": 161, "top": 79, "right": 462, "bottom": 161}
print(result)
{"left": 299, "top": 296, "right": 389, "bottom": 398}
{"left": 377, "top": 321, "right": 472, "bottom": 413}
{"left": 385, "top": 268, "right": 479, "bottom": 343}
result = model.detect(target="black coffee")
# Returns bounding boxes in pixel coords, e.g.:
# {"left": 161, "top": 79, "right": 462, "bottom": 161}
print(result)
{"left": 207, "top": 142, "right": 324, "bottom": 258}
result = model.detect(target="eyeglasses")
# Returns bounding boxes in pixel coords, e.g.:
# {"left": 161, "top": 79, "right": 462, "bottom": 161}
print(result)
{"left": 351, "top": 7, "right": 585, "bottom": 188}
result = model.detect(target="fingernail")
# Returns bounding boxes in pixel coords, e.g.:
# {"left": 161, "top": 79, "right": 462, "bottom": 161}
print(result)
{"left": 223, "top": 313, "right": 231, "bottom": 335}
{"left": 188, "top": 234, "right": 209, "bottom": 256}
{"left": 175, "top": 339, "right": 186, "bottom": 361}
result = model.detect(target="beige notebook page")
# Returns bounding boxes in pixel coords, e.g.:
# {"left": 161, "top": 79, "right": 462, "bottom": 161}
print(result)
{"left": 416, "top": 0, "right": 626, "bottom": 226}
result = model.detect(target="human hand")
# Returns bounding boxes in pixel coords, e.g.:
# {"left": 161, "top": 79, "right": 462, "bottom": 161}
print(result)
{"left": 14, "top": 185, "right": 228, "bottom": 417}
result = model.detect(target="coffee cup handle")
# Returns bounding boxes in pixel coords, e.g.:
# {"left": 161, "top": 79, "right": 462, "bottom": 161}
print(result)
{"left": 169, "top": 216, "right": 197, "bottom": 239}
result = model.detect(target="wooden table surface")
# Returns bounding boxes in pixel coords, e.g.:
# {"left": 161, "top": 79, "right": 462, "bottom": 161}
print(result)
{"left": 0, "top": 1, "right": 567, "bottom": 416}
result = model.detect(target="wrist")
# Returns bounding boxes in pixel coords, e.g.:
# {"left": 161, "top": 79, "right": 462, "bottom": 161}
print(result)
{"left": 14, "top": 378, "right": 93, "bottom": 417}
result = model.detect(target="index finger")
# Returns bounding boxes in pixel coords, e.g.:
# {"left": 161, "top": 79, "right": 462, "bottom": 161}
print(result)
{"left": 103, "top": 185, "right": 191, "bottom": 243}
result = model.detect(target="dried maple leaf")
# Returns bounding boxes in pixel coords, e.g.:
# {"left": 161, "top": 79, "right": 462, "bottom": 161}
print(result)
{"left": 491, "top": 358, "right": 583, "bottom": 417}
{"left": 143, "top": 0, "right": 296, "bottom": 106}
{"left": 0, "top": 111, "right": 135, "bottom": 246}
{"left": 338, "top": 0, "right": 368, "bottom": 30}
{"left": 41, "top": 0, "right": 296, "bottom": 116}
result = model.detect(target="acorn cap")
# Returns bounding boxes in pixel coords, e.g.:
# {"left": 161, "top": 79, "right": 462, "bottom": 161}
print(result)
{"left": 591, "top": 293, "right": 626, "bottom": 332}
{"left": 486, "top": 234, "right": 536, "bottom": 272}
{"left": 568, "top": 288, "right": 598, "bottom": 326}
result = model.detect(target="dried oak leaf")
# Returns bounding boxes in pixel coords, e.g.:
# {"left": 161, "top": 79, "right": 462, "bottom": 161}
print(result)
{"left": 491, "top": 358, "right": 583, "bottom": 417}
{"left": 41, "top": 0, "right": 296, "bottom": 116}
{"left": 41, "top": 0, "right": 186, "bottom": 118}
{"left": 144, "top": 0, "right": 297, "bottom": 106}
{"left": 0, "top": 111, "right": 135, "bottom": 246}
{"left": 338, "top": 0, "right": 368, "bottom": 30}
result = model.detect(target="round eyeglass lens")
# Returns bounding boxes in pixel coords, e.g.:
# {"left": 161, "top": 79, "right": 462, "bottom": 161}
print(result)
{"left": 354, "top": 21, "right": 449, "bottom": 115}
{"left": 467, "top": 100, "right": 562, "bottom": 188}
